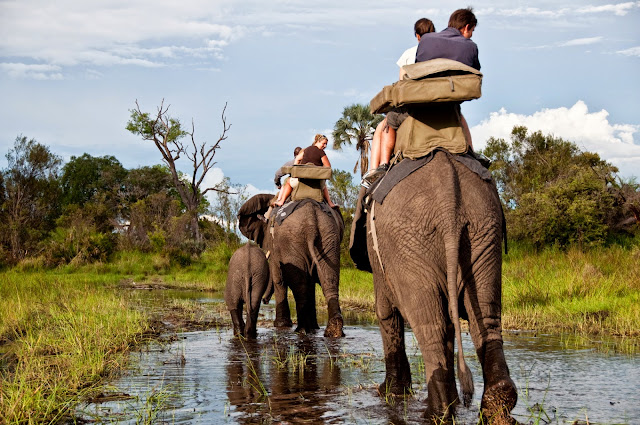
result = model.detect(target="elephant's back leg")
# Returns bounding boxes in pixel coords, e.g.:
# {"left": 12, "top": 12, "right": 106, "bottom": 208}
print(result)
{"left": 371, "top": 188, "right": 459, "bottom": 417}
{"left": 225, "top": 271, "right": 245, "bottom": 337}
{"left": 281, "top": 263, "right": 315, "bottom": 333}
{"left": 273, "top": 281, "right": 293, "bottom": 328}
{"left": 372, "top": 274, "right": 411, "bottom": 395}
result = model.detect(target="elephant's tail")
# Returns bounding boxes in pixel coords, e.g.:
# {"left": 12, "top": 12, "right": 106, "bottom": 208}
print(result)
{"left": 443, "top": 163, "right": 474, "bottom": 407}
{"left": 244, "top": 255, "right": 253, "bottom": 333}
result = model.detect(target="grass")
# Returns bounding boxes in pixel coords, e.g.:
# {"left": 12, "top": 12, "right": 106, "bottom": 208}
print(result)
{"left": 337, "top": 241, "right": 640, "bottom": 347}
{"left": 501, "top": 242, "right": 640, "bottom": 346}
{"left": 0, "top": 271, "right": 148, "bottom": 424}
{"left": 0, "top": 242, "right": 237, "bottom": 424}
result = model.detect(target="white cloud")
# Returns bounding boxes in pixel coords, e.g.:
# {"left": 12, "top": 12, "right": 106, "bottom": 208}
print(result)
{"left": 617, "top": 46, "right": 640, "bottom": 57}
{"left": 2, "top": 0, "right": 638, "bottom": 78}
{"left": 0, "top": 62, "right": 63, "bottom": 79}
{"left": 487, "top": 2, "right": 639, "bottom": 18}
{"left": 577, "top": 2, "right": 639, "bottom": 16}
{"left": 559, "top": 36, "right": 603, "bottom": 47}
{"left": 0, "top": 0, "right": 243, "bottom": 72}
{"left": 472, "top": 101, "right": 640, "bottom": 178}
{"left": 488, "top": 7, "right": 570, "bottom": 18}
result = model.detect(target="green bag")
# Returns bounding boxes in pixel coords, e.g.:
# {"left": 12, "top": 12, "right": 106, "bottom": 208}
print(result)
{"left": 291, "top": 178, "right": 325, "bottom": 202}
{"left": 284, "top": 164, "right": 332, "bottom": 180}
{"left": 370, "top": 58, "right": 482, "bottom": 114}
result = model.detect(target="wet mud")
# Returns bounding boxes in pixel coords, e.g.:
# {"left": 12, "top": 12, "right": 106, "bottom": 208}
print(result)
{"left": 76, "top": 292, "right": 640, "bottom": 424}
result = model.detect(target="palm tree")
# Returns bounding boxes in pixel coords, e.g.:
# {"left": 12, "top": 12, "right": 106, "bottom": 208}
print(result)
{"left": 332, "top": 103, "right": 384, "bottom": 176}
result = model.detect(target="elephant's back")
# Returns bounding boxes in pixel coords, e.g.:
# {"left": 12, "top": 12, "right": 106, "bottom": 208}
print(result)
{"left": 246, "top": 245, "right": 268, "bottom": 271}
{"left": 383, "top": 152, "right": 499, "bottom": 223}
{"left": 373, "top": 152, "right": 503, "bottom": 261}
{"left": 276, "top": 202, "right": 342, "bottom": 238}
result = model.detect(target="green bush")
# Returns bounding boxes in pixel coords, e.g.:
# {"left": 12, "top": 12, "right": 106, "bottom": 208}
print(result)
{"left": 483, "top": 126, "right": 629, "bottom": 249}
{"left": 510, "top": 166, "right": 616, "bottom": 248}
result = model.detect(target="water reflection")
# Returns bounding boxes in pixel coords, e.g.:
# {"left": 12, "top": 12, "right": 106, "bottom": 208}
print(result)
{"left": 76, "top": 295, "right": 640, "bottom": 424}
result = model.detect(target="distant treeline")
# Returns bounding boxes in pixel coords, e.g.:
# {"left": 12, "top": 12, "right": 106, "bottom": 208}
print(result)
{"left": 1, "top": 126, "right": 638, "bottom": 267}
{"left": 0, "top": 135, "right": 244, "bottom": 267}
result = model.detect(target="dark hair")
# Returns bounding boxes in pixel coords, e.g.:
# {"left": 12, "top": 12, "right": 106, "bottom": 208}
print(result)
{"left": 448, "top": 7, "right": 477, "bottom": 31}
{"left": 293, "top": 146, "right": 302, "bottom": 156}
{"left": 414, "top": 18, "right": 435, "bottom": 36}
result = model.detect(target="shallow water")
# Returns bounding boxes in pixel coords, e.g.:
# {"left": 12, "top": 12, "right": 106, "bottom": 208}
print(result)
{"left": 77, "top": 293, "right": 639, "bottom": 424}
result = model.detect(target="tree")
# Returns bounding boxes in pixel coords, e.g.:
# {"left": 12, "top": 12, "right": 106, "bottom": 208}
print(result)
{"left": 327, "top": 169, "right": 358, "bottom": 212}
{"left": 212, "top": 177, "right": 249, "bottom": 236}
{"left": 0, "top": 136, "right": 62, "bottom": 261}
{"left": 60, "top": 154, "right": 127, "bottom": 208}
{"left": 332, "top": 103, "right": 384, "bottom": 176}
{"left": 327, "top": 169, "right": 359, "bottom": 267}
{"left": 482, "top": 126, "right": 620, "bottom": 248}
{"left": 126, "top": 100, "right": 231, "bottom": 243}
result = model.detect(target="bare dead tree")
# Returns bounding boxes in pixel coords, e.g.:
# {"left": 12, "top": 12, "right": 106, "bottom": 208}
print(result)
{"left": 126, "top": 99, "right": 231, "bottom": 242}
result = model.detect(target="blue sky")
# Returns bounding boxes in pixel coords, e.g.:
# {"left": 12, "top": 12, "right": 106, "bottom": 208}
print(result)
{"left": 1, "top": 1, "right": 639, "bottom": 201}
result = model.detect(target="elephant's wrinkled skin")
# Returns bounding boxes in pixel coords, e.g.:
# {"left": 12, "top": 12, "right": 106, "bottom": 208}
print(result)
{"left": 364, "top": 151, "right": 517, "bottom": 423}
{"left": 224, "top": 244, "right": 272, "bottom": 339}
{"left": 238, "top": 195, "right": 345, "bottom": 337}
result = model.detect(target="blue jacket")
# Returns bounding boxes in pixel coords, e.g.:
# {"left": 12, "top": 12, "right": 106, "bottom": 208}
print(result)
{"left": 416, "top": 27, "right": 480, "bottom": 70}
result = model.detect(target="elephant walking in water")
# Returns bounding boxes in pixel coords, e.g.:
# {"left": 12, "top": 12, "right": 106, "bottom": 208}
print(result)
{"left": 225, "top": 243, "right": 272, "bottom": 339}
{"left": 238, "top": 195, "right": 345, "bottom": 338}
{"left": 358, "top": 150, "right": 517, "bottom": 423}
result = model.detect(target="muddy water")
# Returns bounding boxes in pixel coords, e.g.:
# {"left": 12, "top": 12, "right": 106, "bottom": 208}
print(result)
{"left": 77, "top": 292, "right": 639, "bottom": 424}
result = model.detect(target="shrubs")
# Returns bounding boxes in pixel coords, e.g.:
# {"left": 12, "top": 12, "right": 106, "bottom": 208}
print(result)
{"left": 483, "top": 126, "right": 634, "bottom": 249}
{"left": 43, "top": 204, "right": 116, "bottom": 266}
{"left": 509, "top": 165, "right": 616, "bottom": 248}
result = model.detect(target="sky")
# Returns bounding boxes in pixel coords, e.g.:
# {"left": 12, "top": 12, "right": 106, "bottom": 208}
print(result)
{"left": 1, "top": 0, "right": 639, "bottom": 203}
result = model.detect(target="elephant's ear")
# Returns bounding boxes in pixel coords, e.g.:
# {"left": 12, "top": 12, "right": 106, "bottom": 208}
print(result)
{"left": 238, "top": 193, "right": 273, "bottom": 246}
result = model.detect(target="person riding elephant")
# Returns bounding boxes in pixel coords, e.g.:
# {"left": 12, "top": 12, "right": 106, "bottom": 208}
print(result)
{"left": 354, "top": 149, "right": 517, "bottom": 423}
{"left": 238, "top": 193, "right": 345, "bottom": 337}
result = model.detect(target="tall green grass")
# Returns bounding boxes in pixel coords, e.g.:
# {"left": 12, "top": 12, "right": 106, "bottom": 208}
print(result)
{"left": 0, "top": 271, "right": 147, "bottom": 423}
{"left": 501, "top": 241, "right": 640, "bottom": 340}
{"left": 0, "top": 242, "right": 239, "bottom": 423}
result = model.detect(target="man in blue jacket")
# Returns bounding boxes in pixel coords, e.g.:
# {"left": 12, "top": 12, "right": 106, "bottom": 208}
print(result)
{"left": 416, "top": 7, "right": 480, "bottom": 70}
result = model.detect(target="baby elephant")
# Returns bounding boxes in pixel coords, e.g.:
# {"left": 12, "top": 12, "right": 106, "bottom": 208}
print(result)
{"left": 225, "top": 244, "right": 272, "bottom": 338}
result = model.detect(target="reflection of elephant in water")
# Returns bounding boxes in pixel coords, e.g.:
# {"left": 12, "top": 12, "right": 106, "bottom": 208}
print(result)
{"left": 225, "top": 243, "right": 272, "bottom": 338}
{"left": 360, "top": 151, "right": 517, "bottom": 422}
{"left": 238, "top": 195, "right": 345, "bottom": 337}
{"left": 225, "top": 335, "right": 341, "bottom": 423}
{"left": 267, "top": 335, "right": 341, "bottom": 421}
{"left": 225, "top": 339, "right": 268, "bottom": 424}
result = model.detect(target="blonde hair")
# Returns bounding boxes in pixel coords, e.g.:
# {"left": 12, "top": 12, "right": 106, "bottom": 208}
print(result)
{"left": 314, "top": 134, "right": 328, "bottom": 146}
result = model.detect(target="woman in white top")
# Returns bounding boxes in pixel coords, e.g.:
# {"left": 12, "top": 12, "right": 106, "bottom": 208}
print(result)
{"left": 363, "top": 18, "right": 435, "bottom": 187}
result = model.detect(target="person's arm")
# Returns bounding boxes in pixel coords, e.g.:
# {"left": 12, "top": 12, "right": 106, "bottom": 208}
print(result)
{"left": 321, "top": 155, "right": 331, "bottom": 168}
{"left": 294, "top": 149, "right": 305, "bottom": 164}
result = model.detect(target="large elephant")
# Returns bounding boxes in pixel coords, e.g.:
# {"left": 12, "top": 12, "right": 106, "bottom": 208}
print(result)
{"left": 238, "top": 194, "right": 345, "bottom": 337}
{"left": 356, "top": 150, "right": 517, "bottom": 423}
